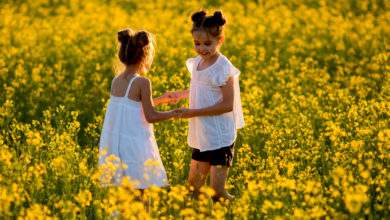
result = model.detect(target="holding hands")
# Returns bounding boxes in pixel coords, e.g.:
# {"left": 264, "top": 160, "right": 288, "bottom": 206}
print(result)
{"left": 156, "top": 90, "right": 192, "bottom": 119}
{"left": 172, "top": 107, "right": 192, "bottom": 118}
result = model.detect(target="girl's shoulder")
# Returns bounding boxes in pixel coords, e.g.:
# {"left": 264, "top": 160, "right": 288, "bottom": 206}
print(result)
{"left": 134, "top": 75, "right": 150, "bottom": 87}
{"left": 115, "top": 74, "right": 150, "bottom": 90}
{"left": 129, "top": 75, "right": 151, "bottom": 96}
{"left": 186, "top": 55, "right": 201, "bottom": 65}
{"left": 213, "top": 54, "right": 239, "bottom": 74}
{"left": 209, "top": 54, "right": 241, "bottom": 86}
{"left": 217, "top": 54, "right": 234, "bottom": 68}
{"left": 186, "top": 56, "right": 201, "bottom": 72}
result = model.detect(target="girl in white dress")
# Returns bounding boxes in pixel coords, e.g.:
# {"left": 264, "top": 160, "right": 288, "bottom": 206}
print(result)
{"left": 98, "top": 29, "right": 181, "bottom": 189}
{"left": 172, "top": 10, "right": 245, "bottom": 201}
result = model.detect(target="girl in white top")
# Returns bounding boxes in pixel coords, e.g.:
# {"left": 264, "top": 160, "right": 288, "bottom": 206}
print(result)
{"left": 172, "top": 10, "right": 244, "bottom": 201}
{"left": 98, "top": 29, "right": 182, "bottom": 189}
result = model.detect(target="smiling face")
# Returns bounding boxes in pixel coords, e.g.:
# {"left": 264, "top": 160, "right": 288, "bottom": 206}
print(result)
{"left": 192, "top": 30, "right": 223, "bottom": 60}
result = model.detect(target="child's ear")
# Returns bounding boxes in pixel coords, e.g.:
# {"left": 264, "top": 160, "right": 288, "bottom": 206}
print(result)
{"left": 219, "top": 36, "right": 225, "bottom": 44}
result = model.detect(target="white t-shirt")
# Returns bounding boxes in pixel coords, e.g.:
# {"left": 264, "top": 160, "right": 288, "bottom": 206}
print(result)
{"left": 186, "top": 54, "right": 245, "bottom": 151}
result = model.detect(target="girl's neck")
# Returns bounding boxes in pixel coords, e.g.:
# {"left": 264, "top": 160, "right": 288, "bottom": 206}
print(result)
{"left": 203, "top": 52, "right": 220, "bottom": 63}
{"left": 198, "top": 52, "right": 220, "bottom": 70}
{"left": 123, "top": 65, "right": 139, "bottom": 77}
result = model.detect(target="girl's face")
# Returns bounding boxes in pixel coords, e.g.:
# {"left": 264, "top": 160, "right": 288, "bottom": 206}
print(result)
{"left": 192, "top": 31, "right": 222, "bottom": 60}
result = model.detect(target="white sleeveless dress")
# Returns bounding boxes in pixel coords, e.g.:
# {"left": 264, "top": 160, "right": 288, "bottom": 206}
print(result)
{"left": 98, "top": 75, "right": 168, "bottom": 189}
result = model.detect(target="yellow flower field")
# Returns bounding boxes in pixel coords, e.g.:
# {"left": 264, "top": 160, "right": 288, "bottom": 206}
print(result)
{"left": 0, "top": 0, "right": 389, "bottom": 219}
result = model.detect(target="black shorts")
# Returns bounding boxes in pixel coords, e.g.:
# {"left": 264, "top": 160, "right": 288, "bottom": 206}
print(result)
{"left": 191, "top": 143, "right": 235, "bottom": 167}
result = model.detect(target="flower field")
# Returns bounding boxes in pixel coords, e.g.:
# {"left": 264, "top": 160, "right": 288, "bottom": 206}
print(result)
{"left": 0, "top": 0, "right": 389, "bottom": 219}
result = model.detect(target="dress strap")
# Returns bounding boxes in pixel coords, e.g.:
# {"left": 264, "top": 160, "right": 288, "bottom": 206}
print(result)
{"left": 110, "top": 76, "right": 118, "bottom": 93}
{"left": 124, "top": 75, "right": 138, "bottom": 97}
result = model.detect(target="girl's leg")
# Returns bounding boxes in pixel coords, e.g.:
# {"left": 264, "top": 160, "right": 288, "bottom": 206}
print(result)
{"left": 210, "top": 165, "right": 234, "bottom": 201}
{"left": 187, "top": 159, "right": 210, "bottom": 198}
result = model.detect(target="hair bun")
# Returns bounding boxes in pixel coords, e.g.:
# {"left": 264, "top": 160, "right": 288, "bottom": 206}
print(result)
{"left": 213, "top": 11, "right": 226, "bottom": 26}
{"left": 135, "top": 31, "right": 149, "bottom": 47}
{"left": 118, "top": 28, "right": 132, "bottom": 43}
{"left": 191, "top": 10, "right": 206, "bottom": 25}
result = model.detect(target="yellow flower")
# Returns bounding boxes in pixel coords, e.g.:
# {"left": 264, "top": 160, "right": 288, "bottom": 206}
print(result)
{"left": 19, "top": 204, "right": 53, "bottom": 220}
{"left": 75, "top": 190, "right": 92, "bottom": 207}
{"left": 0, "top": 0, "right": 388, "bottom": 218}
{"left": 350, "top": 140, "right": 364, "bottom": 150}
{"left": 51, "top": 156, "right": 66, "bottom": 172}
{"left": 344, "top": 186, "right": 369, "bottom": 214}
{"left": 26, "top": 131, "right": 42, "bottom": 148}
{"left": 0, "top": 147, "right": 12, "bottom": 167}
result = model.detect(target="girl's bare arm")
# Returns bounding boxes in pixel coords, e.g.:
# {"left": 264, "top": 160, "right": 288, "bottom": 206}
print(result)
{"left": 182, "top": 77, "right": 234, "bottom": 118}
{"left": 139, "top": 78, "right": 178, "bottom": 123}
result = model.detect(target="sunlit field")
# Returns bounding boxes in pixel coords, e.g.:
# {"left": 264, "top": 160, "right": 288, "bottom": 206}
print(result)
{"left": 0, "top": 0, "right": 389, "bottom": 219}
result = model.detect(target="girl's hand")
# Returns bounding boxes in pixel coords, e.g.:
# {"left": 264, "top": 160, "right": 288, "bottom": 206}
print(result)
{"left": 181, "top": 108, "right": 194, "bottom": 118}
{"left": 160, "top": 91, "right": 180, "bottom": 104}
{"left": 160, "top": 92, "right": 180, "bottom": 104}
{"left": 175, "top": 107, "right": 195, "bottom": 118}
{"left": 164, "top": 90, "right": 189, "bottom": 104}
{"left": 155, "top": 91, "right": 180, "bottom": 105}
{"left": 173, "top": 107, "right": 190, "bottom": 118}
{"left": 155, "top": 90, "right": 189, "bottom": 106}
{"left": 176, "top": 90, "right": 189, "bottom": 99}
